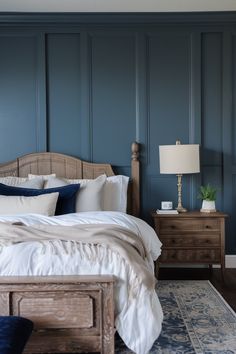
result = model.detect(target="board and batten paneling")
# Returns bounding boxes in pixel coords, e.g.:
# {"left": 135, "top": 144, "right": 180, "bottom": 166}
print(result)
{"left": 46, "top": 34, "right": 81, "bottom": 157}
{"left": 201, "top": 33, "right": 223, "bottom": 204}
{"left": 0, "top": 13, "right": 235, "bottom": 254}
{"left": 90, "top": 33, "right": 136, "bottom": 166}
{"left": 146, "top": 32, "right": 194, "bottom": 216}
{"left": 0, "top": 34, "right": 46, "bottom": 162}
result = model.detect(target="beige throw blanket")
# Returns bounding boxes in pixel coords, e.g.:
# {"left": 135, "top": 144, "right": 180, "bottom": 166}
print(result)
{"left": 0, "top": 222, "right": 155, "bottom": 290}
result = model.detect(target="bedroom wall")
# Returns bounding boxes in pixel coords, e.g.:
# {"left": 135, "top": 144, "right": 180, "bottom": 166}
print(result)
{"left": 0, "top": 13, "right": 235, "bottom": 255}
{"left": 1, "top": 0, "right": 236, "bottom": 12}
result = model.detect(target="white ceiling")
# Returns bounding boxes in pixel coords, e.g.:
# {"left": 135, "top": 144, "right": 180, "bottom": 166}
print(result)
{"left": 0, "top": 0, "right": 236, "bottom": 12}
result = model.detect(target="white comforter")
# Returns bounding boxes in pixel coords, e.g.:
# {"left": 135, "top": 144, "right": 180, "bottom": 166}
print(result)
{"left": 0, "top": 211, "right": 163, "bottom": 354}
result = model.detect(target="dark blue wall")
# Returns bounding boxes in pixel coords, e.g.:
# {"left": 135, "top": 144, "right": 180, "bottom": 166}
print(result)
{"left": 0, "top": 13, "right": 235, "bottom": 254}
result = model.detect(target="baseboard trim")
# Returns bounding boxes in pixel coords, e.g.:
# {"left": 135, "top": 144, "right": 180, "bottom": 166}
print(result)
{"left": 159, "top": 255, "right": 236, "bottom": 269}
{"left": 226, "top": 255, "right": 236, "bottom": 268}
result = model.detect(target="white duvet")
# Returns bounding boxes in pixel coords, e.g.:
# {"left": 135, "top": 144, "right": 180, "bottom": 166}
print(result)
{"left": 0, "top": 211, "right": 163, "bottom": 354}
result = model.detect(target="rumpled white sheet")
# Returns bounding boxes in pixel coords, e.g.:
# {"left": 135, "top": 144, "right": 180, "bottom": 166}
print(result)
{"left": 0, "top": 211, "right": 163, "bottom": 354}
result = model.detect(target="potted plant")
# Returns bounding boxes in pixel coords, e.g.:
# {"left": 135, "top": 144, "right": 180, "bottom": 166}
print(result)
{"left": 198, "top": 184, "right": 217, "bottom": 213}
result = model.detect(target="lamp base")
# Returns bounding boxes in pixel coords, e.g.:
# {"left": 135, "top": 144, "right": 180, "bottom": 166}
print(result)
{"left": 176, "top": 206, "right": 187, "bottom": 213}
{"left": 176, "top": 174, "right": 188, "bottom": 213}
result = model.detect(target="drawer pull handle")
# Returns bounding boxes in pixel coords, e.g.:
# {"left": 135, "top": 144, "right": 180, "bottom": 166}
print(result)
{"left": 205, "top": 225, "right": 210, "bottom": 229}
{"left": 171, "top": 225, "right": 176, "bottom": 229}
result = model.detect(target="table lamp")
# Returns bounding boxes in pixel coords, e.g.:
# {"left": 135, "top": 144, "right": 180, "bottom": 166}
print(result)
{"left": 159, "top": 140, "right": 200, "bottom": 212}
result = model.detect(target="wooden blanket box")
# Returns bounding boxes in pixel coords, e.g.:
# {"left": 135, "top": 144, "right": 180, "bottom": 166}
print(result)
{"left": 0, "top": 275, "right": 114, "bottom": 354}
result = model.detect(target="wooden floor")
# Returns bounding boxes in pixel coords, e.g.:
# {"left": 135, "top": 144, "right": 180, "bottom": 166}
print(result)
{"left": 159, "top": 267, "right": 236, "bottom": 312}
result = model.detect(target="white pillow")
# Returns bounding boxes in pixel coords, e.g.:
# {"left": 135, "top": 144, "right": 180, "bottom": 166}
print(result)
{"left": 76, "top": 175, "right": 107, "bottom": 212}
{"left": 44, "top": 174, "right": 129, "bottom": 213}
{"left": 44, "top": 175, "right": 107, "bottom": 212}
{"left": 0, "top": 176, "right": 27, "bottom": 186}
{"left": 102, "top": 175, "right": 129, "bottom": 213}
{"left": 28, "top": 173, "right": 56, "bottom": 181}
{"left": 18, "top": 177, "right": 44, "bottom": 189}
{"left": 0, "top": 192, "right": 59, "bottom": 216}
{"left": 44, "top": 177, "right": 68, "bottom": 188}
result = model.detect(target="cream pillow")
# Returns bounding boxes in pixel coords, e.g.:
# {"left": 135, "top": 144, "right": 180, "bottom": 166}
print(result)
{"left": 0, "top": 192, "right": 59, "bottom": 216}
{"left": 44, "top": 174, "right": 129, "bottom": 212}
{"left": 44, "top": 175, "right": 107, "bottom": 212}
{"left": 28, "top": 173, "right": 56, "bottom": 181}
{"left": 0, "top": 176, "right": 27, "bottom": 186}
{"left": 44, "top": 177, "right": 68, "bottom": 188}
{"left": 67, "top": 175, "right": 129, "bottom": 212}
{"left": 102, "top": 175, "right": 129, "bottom": 212}
{"left": 0, "top": 176, "right": 44, "bottom": 189}
{"left": 18, "top": 177, "right": 44, "bottom": 189}
{"left": 75, "top": 175, "right": 106, "bottom": 212}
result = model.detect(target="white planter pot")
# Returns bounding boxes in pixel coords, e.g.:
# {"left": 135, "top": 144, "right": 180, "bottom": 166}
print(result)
{"left": 200, "top": 200, "right": 216, "bottom": 213}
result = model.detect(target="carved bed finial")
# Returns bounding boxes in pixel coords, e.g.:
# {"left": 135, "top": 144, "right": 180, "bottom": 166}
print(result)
{"left": 131, "top": 141, "right": 139, "bottom": 161}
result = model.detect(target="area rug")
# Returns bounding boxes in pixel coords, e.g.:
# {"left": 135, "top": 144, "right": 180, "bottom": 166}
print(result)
{"left": 115, "top": 280, "right": 236, "bottom": 353}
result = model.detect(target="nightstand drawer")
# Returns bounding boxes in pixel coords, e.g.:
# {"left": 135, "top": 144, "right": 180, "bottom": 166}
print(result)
{"left": 158, "top": 218, "right": 220, "bottom": 232}
{"left": 152, "top": 211, "right": 227, "bottom": 276}
{"left": 160, "top": 249, "right": 221, "bottom": 263}
{"left": 160, "top": 234, "right": 220, "bottom": 247}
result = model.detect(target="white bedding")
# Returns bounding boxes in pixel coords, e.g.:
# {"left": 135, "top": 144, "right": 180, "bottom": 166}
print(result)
{"left": 0, "top": 211, "right": 163, "bottom": 354}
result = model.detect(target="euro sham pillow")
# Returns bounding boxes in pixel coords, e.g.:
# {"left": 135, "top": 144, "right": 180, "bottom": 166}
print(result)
{"left": 0, "top": 193, "right": 59, "bottom": 216}
{"left": 0, "top": 176, "right": 44, "bottom": 189}
{"left": 0, "top": 176, "right": 27, "bottom": 186}
{"left": 44, "top": 174, "right": 107, "bottom": 212}
{"left": 44, "top": 174, "right": 129, "bottom": 213}
{"left": 28, "top": 173, "right": 56, "bottom": 179}
{"left": 0, "top": 183, "right": 80, "bottom": 215}
{"left": 102, "top": 175, "right": 129, "bottom": 213}
{"left": 18, "top": 177, "right": 44, "bottom": 189}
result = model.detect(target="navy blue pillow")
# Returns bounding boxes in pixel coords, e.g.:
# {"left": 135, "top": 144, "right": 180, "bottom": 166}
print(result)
{"left": 0, "top": 316, "right": 33, "bottom": 354}
{"left": 0, "top": 183, "right": 80, "bottom": 215}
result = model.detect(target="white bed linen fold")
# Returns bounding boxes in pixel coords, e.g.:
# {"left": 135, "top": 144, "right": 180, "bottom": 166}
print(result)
{"left": 0, "top": 211, "right": 163, "bottom": 354}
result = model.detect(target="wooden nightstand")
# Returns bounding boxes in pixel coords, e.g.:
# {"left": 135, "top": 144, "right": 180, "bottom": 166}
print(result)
{"left": 152, "top": 211, "right": 228, "bottom": 278}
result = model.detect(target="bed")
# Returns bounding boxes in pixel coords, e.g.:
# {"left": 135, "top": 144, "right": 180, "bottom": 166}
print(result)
{"left": 0, "top": 142, "right": 163, "bottom": 354}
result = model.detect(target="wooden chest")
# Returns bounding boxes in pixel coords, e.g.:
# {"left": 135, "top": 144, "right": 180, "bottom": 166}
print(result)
{"left": 152, "top": 211, "right": 228, "bottom": 276}
{"left": 0, "top": 275, "right": 114, "bottom": 354}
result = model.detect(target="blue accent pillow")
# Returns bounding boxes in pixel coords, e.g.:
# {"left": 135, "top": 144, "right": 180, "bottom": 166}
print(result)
{"left": 0, "top": 316, "right": 33, "bottom": 354}
{"left": 0, "top": 183, "right": 80, "bottom": 215}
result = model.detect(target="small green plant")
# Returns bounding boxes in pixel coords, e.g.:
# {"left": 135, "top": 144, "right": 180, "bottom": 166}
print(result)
{"left": 198, "top": 184, "right": 217, "bottom": 201}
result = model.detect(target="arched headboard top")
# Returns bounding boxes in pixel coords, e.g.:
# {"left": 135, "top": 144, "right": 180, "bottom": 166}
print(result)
{"left": 19, "top": 152, "right": 115, "bottom": 179}
{"left": 0, "top": 152, "right": 115, "bottom": 179}
{"left": 0, "top": 143, "right": 140, "bottom": 216}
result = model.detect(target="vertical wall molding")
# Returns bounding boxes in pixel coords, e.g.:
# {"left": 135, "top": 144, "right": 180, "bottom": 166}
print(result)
{"left": 35, "top": 32, "right": 47, "bottom": 152}
{"left": 135, "top": 32, "right": 149, "bottom": 214}
{"left": 222, "top": 31, "right": 235, "bottom": 253}
{"left": 222, "top": 31, "right": 233, "bottom": 212}
{"left": 44, "top": 33, "right": 50, "bottom": 151}
{"left": 145, "top": 34, "right": 151, "bottom": 167}
{"left": 189, "top": 31, "right": 202, "bottom": 209}
{"left": 189, "top": 32, "right": 202, "bottom": 144}
{"left": 135, "top": 33, "right": 148, "bottom": 160}
{"left": 80, "top": 31, "right": 92, "bottom": 161}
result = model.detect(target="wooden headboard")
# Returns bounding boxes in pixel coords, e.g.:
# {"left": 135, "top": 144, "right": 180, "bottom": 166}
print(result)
{"left": 0, "top": 142, "right": 140, "bottom": 216}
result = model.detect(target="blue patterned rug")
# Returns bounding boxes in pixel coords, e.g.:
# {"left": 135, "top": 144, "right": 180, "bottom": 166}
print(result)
{"left": 115, "top": 280, "right": 236, "bottom": 354}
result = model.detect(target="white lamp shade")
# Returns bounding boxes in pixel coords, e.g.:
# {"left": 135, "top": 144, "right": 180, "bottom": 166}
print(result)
{"left": 159, "top": 144, "right": 200, "bottom": 174}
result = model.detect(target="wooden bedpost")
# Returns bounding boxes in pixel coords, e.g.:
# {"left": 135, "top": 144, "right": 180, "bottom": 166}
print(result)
{"left": 131, "top": 142, "right": 140, "bottom": 217}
